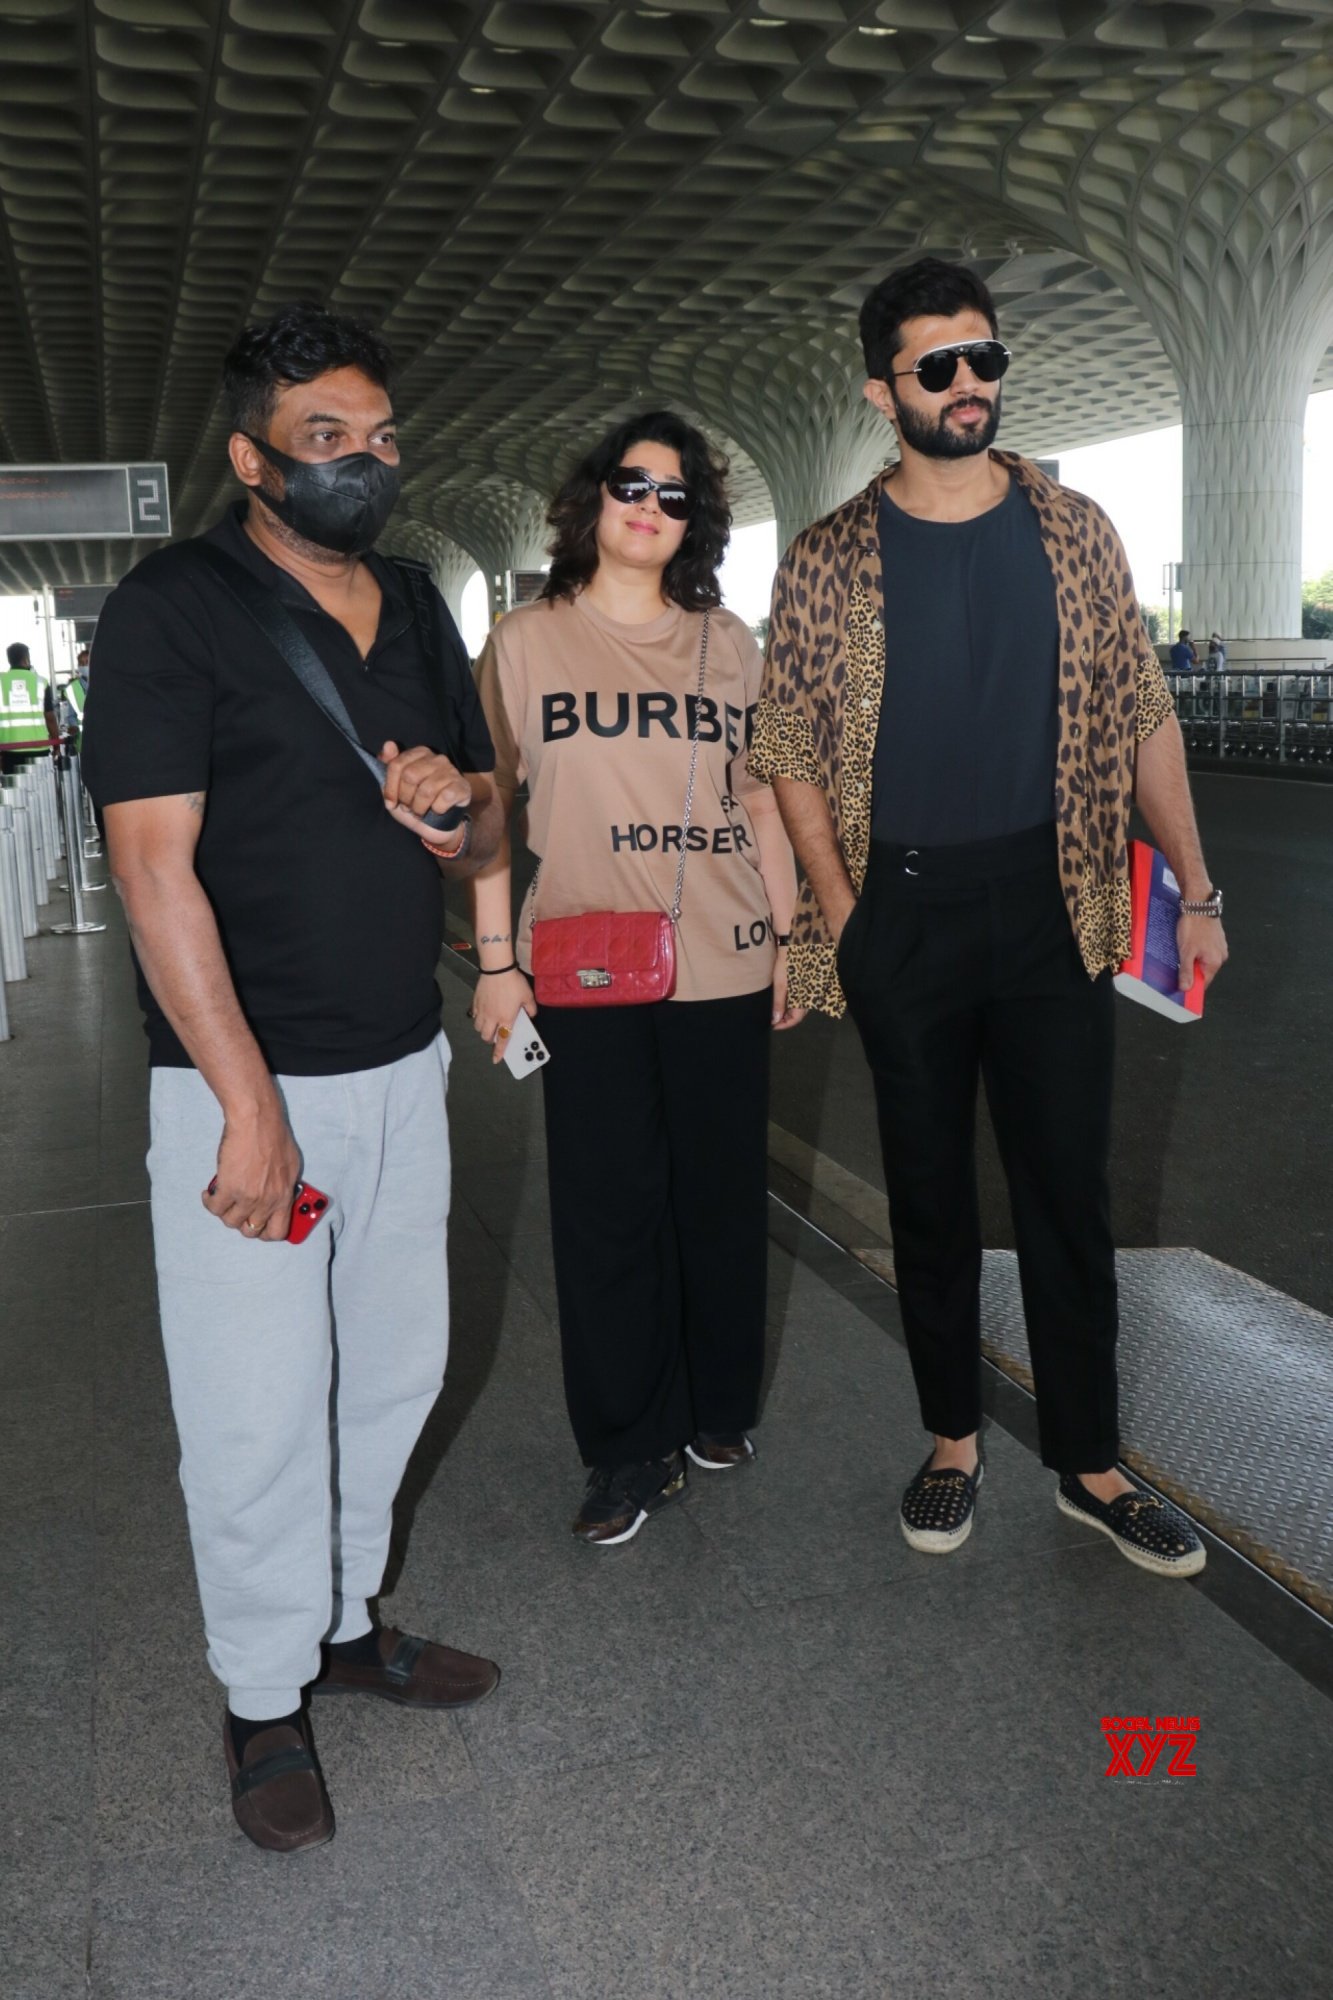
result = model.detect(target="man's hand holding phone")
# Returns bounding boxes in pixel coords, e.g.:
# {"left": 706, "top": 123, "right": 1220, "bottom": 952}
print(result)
{"left": 203, "top": 1105, "right": 304, "bottom": 1241}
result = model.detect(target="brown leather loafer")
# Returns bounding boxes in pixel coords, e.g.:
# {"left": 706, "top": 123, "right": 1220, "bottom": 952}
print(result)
{"left": 310, "top": 1627, "right": 500, "bottom": 1710}
{"left": 224, "top": 1714, "right": 334, "bottom": 1853}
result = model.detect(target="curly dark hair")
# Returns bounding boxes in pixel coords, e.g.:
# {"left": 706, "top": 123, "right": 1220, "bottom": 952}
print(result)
{"left": 859, "top": 257, "right": 999, "bottom": 380}
{"left": 541, "top": 410, "right": 731, "bottom": 610}
{"left": 222, "top": 302, "right": 395, "bottom": 437}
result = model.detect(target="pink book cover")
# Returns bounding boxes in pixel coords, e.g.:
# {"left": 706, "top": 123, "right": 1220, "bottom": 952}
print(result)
{"left": 1114, "top": 841, "right": 1205, "bottom": 1023}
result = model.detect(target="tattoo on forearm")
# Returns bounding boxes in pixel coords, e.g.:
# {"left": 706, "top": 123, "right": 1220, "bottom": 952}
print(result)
{"left": 480, "top": 932, "right": 511, "bottom": 944}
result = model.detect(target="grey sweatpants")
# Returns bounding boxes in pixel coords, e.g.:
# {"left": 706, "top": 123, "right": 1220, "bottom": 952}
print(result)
{"left": 147, "top": 1035, "right": 452, "bottom": 1719}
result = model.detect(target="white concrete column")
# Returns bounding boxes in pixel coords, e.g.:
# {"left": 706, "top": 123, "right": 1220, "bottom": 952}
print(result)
{"left": 668, "top": 329, "right": 891, "bottom": 555}
{"left": 1001, "top": 87, "right": 1333, "bottom": 643}
{"left": 1180, "top": 354, "right": 1310, "bottom": 642}
{"left": 753, "top": 403, "right": 890, "bottom": 557}
{"left": 431, "top": 540, "right": 482, "bottom": 633}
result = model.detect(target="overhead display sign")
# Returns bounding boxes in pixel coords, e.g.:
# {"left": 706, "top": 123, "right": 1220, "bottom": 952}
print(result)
{"left": 505, "top": 568, "right": 547, "bottom": 611}
{"left": 0, "top": 463, "right": 170, "bottom": 540}
{"left": 50, "top": 583, "right": 114, "bottom": 619}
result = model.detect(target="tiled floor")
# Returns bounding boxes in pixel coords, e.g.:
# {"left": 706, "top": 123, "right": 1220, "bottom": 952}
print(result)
{"left": 4, "top": 884, "right": 1331, "bottom": 2000}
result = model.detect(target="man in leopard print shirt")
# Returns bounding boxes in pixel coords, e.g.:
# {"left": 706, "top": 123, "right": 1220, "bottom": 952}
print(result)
{"left": 750, "top": 258, "right": 1227, "bottom": 1576}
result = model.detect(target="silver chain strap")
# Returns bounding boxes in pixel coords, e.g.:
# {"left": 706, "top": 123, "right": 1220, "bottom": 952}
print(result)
{"left": 670, "top": 609, "right": 710, "bottom": 925}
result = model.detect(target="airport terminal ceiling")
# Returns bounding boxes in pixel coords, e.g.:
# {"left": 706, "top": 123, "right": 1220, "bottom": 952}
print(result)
{"left": 1, "top": 0, "right": 1332, "bottom": 594}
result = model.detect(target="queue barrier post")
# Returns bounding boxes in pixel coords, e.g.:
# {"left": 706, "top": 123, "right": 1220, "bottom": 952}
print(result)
{"left": 49, "top": 759, "right": 105, "bottom": 938}
{"left": 6, "top": 796, "right": 40, "bottom": 937}
{"left": 66, "top": 754, "right": 105, "bottom": 892}
{"left": 25, "top": 776, "right": 52, "bottom": 907}
{"left": 27, "top": 761, "right": 60, "bottom": 888}
{"left": 73, "top": 753, "right": 102, "bottom": 856}
{"left": 0, "top": 814, "right": 28, "bottom": 981}
{"left": 20, "top": 764, "right": 57, "bottom": 895}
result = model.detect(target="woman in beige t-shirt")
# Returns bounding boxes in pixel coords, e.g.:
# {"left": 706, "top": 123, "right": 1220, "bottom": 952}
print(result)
{"left": 470, "top": 411, "right": 803, "bottom": 1545}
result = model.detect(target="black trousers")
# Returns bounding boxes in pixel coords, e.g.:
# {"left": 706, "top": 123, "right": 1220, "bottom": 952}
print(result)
{"left": 838, "top": 823, "right": 1119, "bottom": 1474}
{"left": 539, "top": 987, "right": 772, "bottom": 1468}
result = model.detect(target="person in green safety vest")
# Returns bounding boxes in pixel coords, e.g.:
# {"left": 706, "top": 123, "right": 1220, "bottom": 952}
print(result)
{"left": 60, "top": 647, "right": 90, "bottom": 750}
{"left": 0, "top": 642, "right": 60, "bottom": 774}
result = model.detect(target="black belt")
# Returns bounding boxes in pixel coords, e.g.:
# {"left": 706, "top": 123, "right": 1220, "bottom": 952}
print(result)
{"left": 868, "top": 821, "right": 1057, "bottom": 880}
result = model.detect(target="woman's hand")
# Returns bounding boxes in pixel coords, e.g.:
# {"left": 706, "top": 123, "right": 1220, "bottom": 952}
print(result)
{"left": 471, "top": 967, "right": 537, "bottom": 1064}
{"left": 771, "top": 949, "right": 806, "bottom": 1031}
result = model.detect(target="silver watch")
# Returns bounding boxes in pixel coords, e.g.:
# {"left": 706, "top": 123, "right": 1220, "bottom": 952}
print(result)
{"left": 1179, "top": 885, "right": 1222, "bottom": 917}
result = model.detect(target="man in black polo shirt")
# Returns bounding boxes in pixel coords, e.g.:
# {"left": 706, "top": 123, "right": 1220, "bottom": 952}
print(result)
{"left": 84, "top": 305, "right": 504, "bottom": 1852}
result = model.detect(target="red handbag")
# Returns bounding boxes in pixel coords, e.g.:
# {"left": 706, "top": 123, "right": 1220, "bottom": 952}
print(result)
{"left": 532, "top": 908, "right": 677, "bottom": 1007}
{"left": 530, "top": 613, "right": 710, "bottom": 1009}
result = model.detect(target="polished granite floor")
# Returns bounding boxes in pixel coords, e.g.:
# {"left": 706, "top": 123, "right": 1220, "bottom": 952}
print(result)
{"left": 3, "top": 878, "right": 1331, "bottom": 2000}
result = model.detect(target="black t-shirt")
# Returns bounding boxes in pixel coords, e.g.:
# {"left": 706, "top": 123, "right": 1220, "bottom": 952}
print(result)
{"left": 872, "top": 478, "right": 1059, "bottom": 846}
{"left": 83, "top": 502, "right": 495, "bottom": 1073}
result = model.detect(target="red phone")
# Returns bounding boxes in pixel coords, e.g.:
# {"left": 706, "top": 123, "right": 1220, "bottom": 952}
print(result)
{"left": 286, "top": 1183, "right": 331, "bottom": 1244}
{"left": 204, "top": 1178, "right": 331, "bottom": 1244}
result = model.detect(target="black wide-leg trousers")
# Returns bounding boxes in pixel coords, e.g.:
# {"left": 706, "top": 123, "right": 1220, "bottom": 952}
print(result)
{"left": 538, "top": 987, "right": 772, "bottom": 1468}
{"left": 838, "top": 823, "right": 1120, "bottom": 1474}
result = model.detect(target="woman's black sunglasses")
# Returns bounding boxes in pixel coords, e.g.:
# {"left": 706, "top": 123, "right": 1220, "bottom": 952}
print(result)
{"left": 892, "top": 340, "right": 1011, "bottom": 395}
{"left": 605, "top": 467, "right": 691, "bottom": 520}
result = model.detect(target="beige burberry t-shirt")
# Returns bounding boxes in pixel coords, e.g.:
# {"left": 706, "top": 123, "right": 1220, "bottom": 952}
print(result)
{"left": 478, "top": 592, "right": 776, "bottom": 1002}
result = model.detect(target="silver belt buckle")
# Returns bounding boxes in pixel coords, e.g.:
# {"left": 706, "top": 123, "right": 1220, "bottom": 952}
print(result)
{"left": 904, "top": 848, "right": 920, "bottom": 877}
{"left": 578, "top": 968, "right": 612, "bottom": 988}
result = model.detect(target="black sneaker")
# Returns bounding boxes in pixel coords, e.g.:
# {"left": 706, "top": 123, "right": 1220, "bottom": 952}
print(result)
{"left": 573, "top": 1452, "right": 687, "bottom": 1546}
{"left": 1057, "top": 1473, "right": 1206, "bottom": 1577}
{"left": 899, "top": 1452, "right": 984, "bottom": 1554}
{"left": 686, "top": 1432, "right": 756, "bottom": 1471}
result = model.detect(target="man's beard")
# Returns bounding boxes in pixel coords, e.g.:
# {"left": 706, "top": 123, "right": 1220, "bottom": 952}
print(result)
{"left": 892, "top": 386, "right": 1001, "bottom": 459}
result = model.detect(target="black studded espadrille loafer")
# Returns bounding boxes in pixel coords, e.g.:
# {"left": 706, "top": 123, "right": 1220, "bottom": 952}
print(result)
{"left": 1057, "top": 1475, "right": 1205, "bottom": 1577}
{"left": 899, "top": 1453, "right": 984, "bottom": 1554}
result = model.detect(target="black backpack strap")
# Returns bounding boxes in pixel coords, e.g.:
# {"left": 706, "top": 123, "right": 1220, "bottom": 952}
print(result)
{"left": 189, "top": 541, "right": 465, "bottom": 834}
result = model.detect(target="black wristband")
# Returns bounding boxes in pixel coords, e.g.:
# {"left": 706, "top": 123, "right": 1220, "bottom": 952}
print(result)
{"left": 477, "top": 961, "right": 519, "bottom": 975}
{"left": 774, "top": 931, "right": 792, "bottom": 948}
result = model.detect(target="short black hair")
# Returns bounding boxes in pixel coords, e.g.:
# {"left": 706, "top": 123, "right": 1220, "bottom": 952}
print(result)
{"left": 1179, "top": 629, "right": 1190, "bottom": 639}
{"left": 6, "top": 642, "right": 29, "bottom": 668}
{"left": 859, "top": 257, "right": 999, "bottom": 380}
{"left": 542, "top": 409, "right": 731, "bottom": 612}
{"left": 222, "top": 302, "right": 395, "bottom": 438}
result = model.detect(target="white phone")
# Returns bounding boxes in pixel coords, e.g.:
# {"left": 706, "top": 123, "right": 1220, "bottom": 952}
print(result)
{"left": 501, "top": 1010, "right": 550, "bottom": 1080}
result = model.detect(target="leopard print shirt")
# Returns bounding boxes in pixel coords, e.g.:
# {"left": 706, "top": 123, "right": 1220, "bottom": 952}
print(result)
{"left": 749, "top": 451, "right": 1174, "bottom": 1018}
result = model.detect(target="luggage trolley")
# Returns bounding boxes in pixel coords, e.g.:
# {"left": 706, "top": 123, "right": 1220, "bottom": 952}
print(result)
{"left": 1304, "top": 672, "right": 1320, "bottom": 764}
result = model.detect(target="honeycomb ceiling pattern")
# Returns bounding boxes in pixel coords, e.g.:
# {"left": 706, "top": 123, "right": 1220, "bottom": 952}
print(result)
{"left": 1, "top": 1, "right": 1331, "bottom": 600}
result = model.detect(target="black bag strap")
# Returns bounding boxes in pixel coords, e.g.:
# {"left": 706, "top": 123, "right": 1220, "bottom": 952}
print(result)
{"left": 190, "top": 541, "right": 465, "bottom": 833}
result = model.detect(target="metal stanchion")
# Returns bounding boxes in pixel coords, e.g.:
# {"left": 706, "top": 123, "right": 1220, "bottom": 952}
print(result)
{"left": 49, "top": 760, "right": 105, "bottom": 936}
{"left": 0, "top": 814, "right": 28, "bottom": 981}
{"left": 22, "top": 764, "right": 59, "bottom": 894}
{"left": 65, "top": 751, "right": 105, "bottom": 892}
{"left": 70, "top": 751, "right": 103, "bottom": 862}
{"left": 8, "top": 798, "right": 40, "bottom": 935}
{"left": 27, "top": 775, "right": 53, "bottom": 904}
{"left": 21, "top": 766, "right": 52, "bottom": 889}
{"left": 40, "top": 757, "right": 64, "bottom": 884}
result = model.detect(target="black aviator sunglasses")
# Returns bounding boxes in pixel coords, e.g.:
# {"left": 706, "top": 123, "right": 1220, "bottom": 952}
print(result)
{"left": 605, "top": 466, "right": 692, "bottom": 520}
{"left": 891, "top": 339, "right": 1011, "bottom": 395}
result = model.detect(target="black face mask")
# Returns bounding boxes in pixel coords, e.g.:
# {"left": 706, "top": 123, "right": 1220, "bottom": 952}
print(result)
{"left": 246, "top": 434, "right": 401, "bottom": 553}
